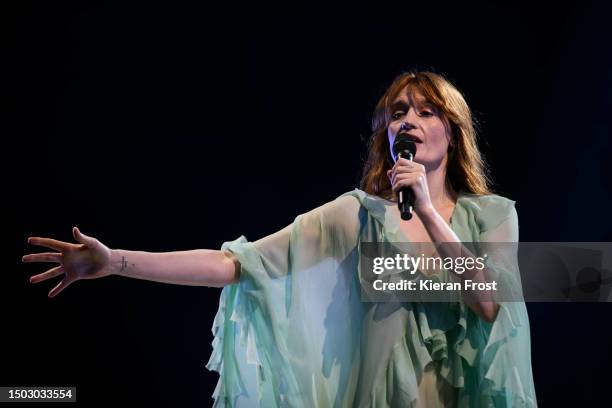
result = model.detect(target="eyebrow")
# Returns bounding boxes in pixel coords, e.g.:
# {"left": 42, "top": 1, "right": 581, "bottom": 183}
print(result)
{"left": 390, "top": 99, "right": 435, "bottom": 111}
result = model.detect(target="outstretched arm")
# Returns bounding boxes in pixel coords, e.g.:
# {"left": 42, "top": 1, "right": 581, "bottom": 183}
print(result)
{"left": 23, "top": 227, "right": 240, "bottom": 298}
{"left": 110, "top": 247, "right": 240, "bottom": 287}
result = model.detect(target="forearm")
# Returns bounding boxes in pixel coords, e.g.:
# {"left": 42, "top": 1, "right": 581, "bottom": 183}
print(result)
{"left": 110, "top": 248, "right": 240, "bottom": 287}
{"left": 419, "top": 207, "right": 500, "bottom": 323}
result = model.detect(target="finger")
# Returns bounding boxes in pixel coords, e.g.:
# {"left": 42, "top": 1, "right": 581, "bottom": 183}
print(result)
{"left": 395, "top": 165, "right": 415, "bottom": 174}
{"left": 48, "top": 277, "right": 73, "bottom": 298}
{"left": 73, "top": 227, "right": 97, "bottom": 247}
{"left": 30, "top": 266, "right": 64, "bottom": 284}
{"left": 22, "top": 252, "right": 62, "bottom": 263}
{"left": 27, "top": 237, "right": 68, "bottom": 251}
{"left": 392, "top": 175, "right": 418, "bottom": 192}
{"left": 397, "top": 158, "right": 413, "bottom": 166}
{"left": 394, "top": 173, "right": 417, "bottom": 182}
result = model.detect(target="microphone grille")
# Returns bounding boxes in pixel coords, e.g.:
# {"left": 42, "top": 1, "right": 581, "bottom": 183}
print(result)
{"left": 392, "top": 134, "right": 417, "bottom": 156}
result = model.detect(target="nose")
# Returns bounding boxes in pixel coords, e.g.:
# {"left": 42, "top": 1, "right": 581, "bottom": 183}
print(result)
{"left": 400, "top": 120, "right": 416, "bottom": 132}
{"left": 399, "top": 108, "right": 418, "bottom": 132}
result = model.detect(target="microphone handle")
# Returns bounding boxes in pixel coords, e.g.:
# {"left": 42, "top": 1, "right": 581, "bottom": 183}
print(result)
{"left": 397, "top": 150, "right": 415, "bottom": 220}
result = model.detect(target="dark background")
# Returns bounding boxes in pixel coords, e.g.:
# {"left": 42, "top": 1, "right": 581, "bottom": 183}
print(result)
{"left": 5, "top": 0, "right": 612, "bottom": 406}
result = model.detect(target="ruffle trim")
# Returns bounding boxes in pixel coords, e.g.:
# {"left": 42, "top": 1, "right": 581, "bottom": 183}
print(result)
{"left": 207, "top": 236, "right": 305, "bottom": 407}
{"left": 343, "top": 188, "right": 537, "bottom": 407}
{"left": 206, "top": 236, "right": 269, "bottom": 407}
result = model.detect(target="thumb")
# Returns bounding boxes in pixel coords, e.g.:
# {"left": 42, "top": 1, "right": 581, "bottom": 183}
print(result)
{"left": 73, "top": 226, "right": 96, "bottom": 246}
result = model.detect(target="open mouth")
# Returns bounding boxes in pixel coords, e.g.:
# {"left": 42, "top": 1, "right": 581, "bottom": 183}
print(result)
{"left": 397, "top": 132, "right": 423, "bottom": 143}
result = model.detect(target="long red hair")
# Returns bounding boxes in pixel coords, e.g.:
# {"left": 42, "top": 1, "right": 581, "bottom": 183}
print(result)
{"left": 360, "top": 71, "right": 494, "bottom": 200}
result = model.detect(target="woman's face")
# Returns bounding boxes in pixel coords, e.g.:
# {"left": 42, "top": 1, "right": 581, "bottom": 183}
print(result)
{"left": 387, "top": 86, "right": 452, "bottom": 169}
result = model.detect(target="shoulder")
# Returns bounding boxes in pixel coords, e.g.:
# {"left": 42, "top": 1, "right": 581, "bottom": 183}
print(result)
{"left": 461, "top": 192, "right": 516, "bottom": 213}
{"left": 459, "top": 192, "right": 518, "bottom": 233}
{"left": 297, "top": 189, "right": 383, "bottom": 232}
{"left": 304, "top": 189, "right": 372, "bottom": 218}
{"left": 337, "top": 188, "right": 386, "bottom": 210}
{"left": 316, "top": 190, "right": 363, "bottom": 216}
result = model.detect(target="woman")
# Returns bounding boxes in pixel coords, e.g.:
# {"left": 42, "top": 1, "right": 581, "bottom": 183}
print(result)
{"left": 23, "top": 71, "right": 537, "bottom": 407}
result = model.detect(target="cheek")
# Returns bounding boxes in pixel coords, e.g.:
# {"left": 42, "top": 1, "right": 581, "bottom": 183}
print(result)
{"left": 425, "top": 121, "right": 450, "bottom": 148}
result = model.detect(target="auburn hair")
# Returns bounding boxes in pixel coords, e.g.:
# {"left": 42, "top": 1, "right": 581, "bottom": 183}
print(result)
{"left": 360, "top": 71, "right": 494, "bottom": 200}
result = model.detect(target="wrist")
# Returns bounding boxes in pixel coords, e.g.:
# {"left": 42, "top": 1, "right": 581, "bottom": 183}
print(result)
{"left": 417, "top": 204, "right": 437, "bottom": 221}
{"left": 109, "top": 249, "right": 126, "bottom": 276}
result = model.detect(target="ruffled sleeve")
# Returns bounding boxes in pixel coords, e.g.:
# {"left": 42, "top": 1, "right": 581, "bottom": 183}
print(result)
{"left": 206, "top": 194, "right": 364, "bottom": 407}
{"left": 461, "top": 195, "right": 538, "bottom": 407}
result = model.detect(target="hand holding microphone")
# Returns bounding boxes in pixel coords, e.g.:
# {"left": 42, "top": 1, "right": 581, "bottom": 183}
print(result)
{"left": 387, "top": 133, "right": 432, "bottom": 220}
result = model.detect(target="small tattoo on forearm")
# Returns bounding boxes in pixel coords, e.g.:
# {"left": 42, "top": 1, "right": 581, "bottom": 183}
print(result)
{"left": 119, "top": 256, "right": 128, "bottom": 274}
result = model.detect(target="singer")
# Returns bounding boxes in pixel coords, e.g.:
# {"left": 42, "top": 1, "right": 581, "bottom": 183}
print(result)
{"left": 23, "top": 71, "right": 537, "bottom": 407}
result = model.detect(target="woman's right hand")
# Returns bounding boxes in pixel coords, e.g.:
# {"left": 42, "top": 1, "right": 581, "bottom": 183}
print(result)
{"left": 22, "top": 227, "right": 114, "bottom": 298}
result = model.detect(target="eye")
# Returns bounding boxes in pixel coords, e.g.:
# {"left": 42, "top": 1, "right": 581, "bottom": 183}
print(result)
{"left": 391, "top": 110, "right": 405, "bottom": 120}
{"left": 419, "top": 110, "right": 434, "bottom": 117}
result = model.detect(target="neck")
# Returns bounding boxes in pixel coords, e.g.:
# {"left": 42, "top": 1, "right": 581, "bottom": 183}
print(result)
{"left": 425, "top": 159, "right": 456, "bottom": 208}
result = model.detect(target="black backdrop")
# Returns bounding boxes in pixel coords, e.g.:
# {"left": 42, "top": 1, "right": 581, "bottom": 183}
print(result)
{"left": 6, "top": 1, "right": 612, "bottom": 406}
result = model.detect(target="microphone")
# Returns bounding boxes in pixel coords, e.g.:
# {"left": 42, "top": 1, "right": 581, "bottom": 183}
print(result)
{"left": 392, "top": 134, "right": 417, "bottom": 220}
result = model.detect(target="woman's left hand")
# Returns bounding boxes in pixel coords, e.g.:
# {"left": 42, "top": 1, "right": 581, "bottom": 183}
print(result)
{"left": 386, "top": 158, "right": 433, "bottom": 214}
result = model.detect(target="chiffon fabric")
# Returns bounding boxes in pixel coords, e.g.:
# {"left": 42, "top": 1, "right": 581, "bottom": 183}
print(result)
{"left": 206, "top": 189, "right": 537, "bottom": 407}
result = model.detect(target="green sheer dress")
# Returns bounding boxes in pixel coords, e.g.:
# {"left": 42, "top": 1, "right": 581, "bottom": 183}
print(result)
{"left": 206, "top": 189, "right": 537, "bottom": 407}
